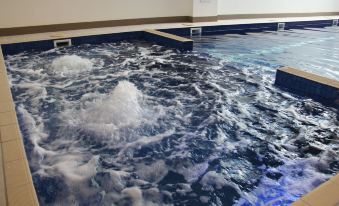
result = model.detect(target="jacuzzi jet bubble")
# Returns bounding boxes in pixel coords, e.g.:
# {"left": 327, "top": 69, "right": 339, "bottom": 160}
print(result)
{"left": 62, "top": 81, "right": 149, "bottom": 143}
{"left": 51, "top": 55, "right": 93, "bottom": 76}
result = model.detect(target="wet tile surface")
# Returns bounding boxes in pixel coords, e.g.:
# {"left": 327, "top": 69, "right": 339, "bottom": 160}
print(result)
{"left": 0, "top": 46, "right": 39, "bottom": 206}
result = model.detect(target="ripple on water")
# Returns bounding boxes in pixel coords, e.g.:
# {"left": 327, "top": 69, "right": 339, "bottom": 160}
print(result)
{"left": 5, "top": 31, "right": 339, "bottom": 206}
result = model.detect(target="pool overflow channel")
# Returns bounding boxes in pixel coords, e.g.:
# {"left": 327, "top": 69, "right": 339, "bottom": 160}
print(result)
{"left": 0, "top": 19, "right": 339, "bottom": 206}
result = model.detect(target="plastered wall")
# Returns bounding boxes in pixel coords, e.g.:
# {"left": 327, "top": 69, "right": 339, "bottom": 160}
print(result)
{"left": 192, "top": 0, "right": 218, "bottom": 17}
{"left": 218, "top": 0, "right": 339, "bottom": 15}
{"left": 1, "top": 0, "right": 339, "bottom": 29}
{"left": 0, "top": 0, "right": 192, "bottom": 28}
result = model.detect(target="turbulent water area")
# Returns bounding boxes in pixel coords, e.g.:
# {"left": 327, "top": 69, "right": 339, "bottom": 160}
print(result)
{"left": 4, "top": 27, "right": 339, "bottom": 206}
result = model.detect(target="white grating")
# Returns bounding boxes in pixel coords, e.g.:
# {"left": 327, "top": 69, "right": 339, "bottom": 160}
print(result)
{"left": 277, "top": 23, "right": 285, "bottom": 31}
{"left": 53, "top": 39, "right": 72, "bottom": 48}
{"left": 190, "top": 27, "right": 202, "bottom": 36}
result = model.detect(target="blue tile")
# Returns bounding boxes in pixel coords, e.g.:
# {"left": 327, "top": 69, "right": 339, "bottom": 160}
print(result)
{"left": 72, "top": 32, "right": 143, "bottom": 45}
{"left": 1, "top": 40, "right": 54, "bottom": 55}
{"left": 1, "top": 20, "right": 335, "bottom": 55}
{"left": 159, "top": 28, "right": 191, "bottom": 37}
{"left": 285, "top": 20, "right": 333, "bottom": 30}
{"left": 275, "top": 69, "right": 338, "bottom": 108}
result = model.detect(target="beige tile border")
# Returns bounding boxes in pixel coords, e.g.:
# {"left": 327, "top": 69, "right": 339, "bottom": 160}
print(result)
{"left": 0, "top": 46, "right": 39, "bottom": 206}
{"left": 190, "top": 16, "right": 218, "bottom": 23}
{"left": 292, "top": 174, "right": 339, "bottom": 206}
{"left": 279, "top": 67, "right": 339, "bottom": 89}
{"left": 219, "top": 12, "right": 339, "bottom": 20}
{"left": 0, "top": 144, "right": 7, "bottom": 206}
{"left": 1, "top": 15, "right": 339, "bottom": 46}
{"left": 144, "top": 29, "right": 193, "bottom": 42}
{"left": 0, "top": 16, "right": 190, "bottom": 37}
{"left": 0, "top": 12, "right": 338, "bottom": 37}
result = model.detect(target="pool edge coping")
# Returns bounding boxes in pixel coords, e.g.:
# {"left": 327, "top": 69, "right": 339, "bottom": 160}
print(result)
{"left": 278, "top": 67, "right": 339, "bottom": 89}
{"left": 0, "top": 45, "right": 40, "bottom": 206}
{"left": 1, "top": 15, "right": 339, "bottom": 45}
{"left": 291, "top": 173, "right": 339, "bottom": 206}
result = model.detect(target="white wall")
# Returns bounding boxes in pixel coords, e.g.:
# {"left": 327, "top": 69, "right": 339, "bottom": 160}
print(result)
{"left": 0, "top": 0, "right": 192, "bottom": 28}
{"left": 1, "top": 0, "right": 339, "bottom": 29}
{"left": 218, "top": 0, "right": 339, "bottom": 15}
{"left": 192, "top": 0, "right": 218, "bottom": 17}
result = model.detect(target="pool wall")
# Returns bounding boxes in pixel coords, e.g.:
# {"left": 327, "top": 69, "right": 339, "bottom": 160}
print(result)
{"left": 1, "top": 19, "right": 336, "bottom": 56}
{"left": 275, "top": 67, "right": 339, "bottom": 108}
{"left": 144, "top": 29, "right": 193, "bottom": 50}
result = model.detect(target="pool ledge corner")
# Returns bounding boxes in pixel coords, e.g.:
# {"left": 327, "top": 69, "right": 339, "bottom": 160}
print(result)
{"left": 275, "top": 67, "right": 339, "bottom": 108}
{"left": 144, "top": 29, "right": 193, "bottom": 51}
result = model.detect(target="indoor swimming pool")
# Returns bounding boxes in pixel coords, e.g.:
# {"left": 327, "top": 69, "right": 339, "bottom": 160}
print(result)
{"left": 4, "top": 26, "right": 339, "bottom": 206}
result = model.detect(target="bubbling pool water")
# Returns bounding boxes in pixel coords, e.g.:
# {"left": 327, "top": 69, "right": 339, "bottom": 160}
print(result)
{"left": 4, "top": 28, "right": 339, "bottom": 206}
{"left": 61, "top": 80, "right": 148, "bottom": 142}
{"left": 51, "top": 55, "right": 94, "bottom": 77}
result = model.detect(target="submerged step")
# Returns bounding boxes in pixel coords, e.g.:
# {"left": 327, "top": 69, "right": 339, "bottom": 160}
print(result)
{"left": 275, "top": 67, "right": 339, "bottom": 108}
{"left": 144, "top": 29, "right": 193, "bottom": 51}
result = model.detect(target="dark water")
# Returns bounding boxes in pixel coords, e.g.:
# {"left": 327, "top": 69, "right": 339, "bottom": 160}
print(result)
{"left": 4, "top": 27, "right": 339, "bottom": 206}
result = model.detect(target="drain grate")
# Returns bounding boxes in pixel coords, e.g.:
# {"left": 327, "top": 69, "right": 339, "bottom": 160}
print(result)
{"left": 190, "top": 27, "right": 202, "bottom": 36}
{"left": 53, "top": 39, "right": 72, "bottom": 48}
{"left": 277, "top": 23, "right": 285, "bottom": 31}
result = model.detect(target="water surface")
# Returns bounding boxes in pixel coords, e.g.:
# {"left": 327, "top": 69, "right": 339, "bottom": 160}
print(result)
{"left": 4, "top": 27, "right": 339, "bottom": 206}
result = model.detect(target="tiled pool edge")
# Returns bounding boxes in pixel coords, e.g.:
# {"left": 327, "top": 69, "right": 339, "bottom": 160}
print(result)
{"left": 144, "top": 29, "right": 193, "bottom": 50}
{"left": 0, "top": 139, "right": 6, "bottom": 205}
{"left": 0, "top": 46, "right": 39, "bottom": 206}
{"left": 275, "top": 67, "right": 339, "bottom": 108}
{"left": 1, "top": 19, "right": 338, "bottom": 56}
{"left": 292, "top": 174, "right": 339, "bottom": 206}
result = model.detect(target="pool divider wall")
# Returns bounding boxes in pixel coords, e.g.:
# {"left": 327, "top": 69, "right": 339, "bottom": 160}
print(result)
{"left": 275, "top": 67, "right": 339, "bottom": 108}
{"left": 291, "top": 174, "right": 339, "bottom": 206}
{"left": 1, "top": 31, "right": 144, "bottom": 56}
{"left": 0, "top": 19, "right": 336, "bottom": 56}
{"left": 143, "top": 29, "right": 193, "bottom": 51}
{"left": 159, "top": 20, "right": 334, "bottom": 36}
{"left": 0, "top": 45, "right": 40, "bottom": 206}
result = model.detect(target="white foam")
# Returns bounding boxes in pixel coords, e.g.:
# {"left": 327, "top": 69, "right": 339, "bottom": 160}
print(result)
{"left": 180, "top": 162, "right": 209, "bottom": 183}
{"left": 51, "top": 155, "right": 98, "bottom": 182}
{"left": 17, "top": 105, "right": 52, "bottom": 159}
{"left": 200, "top": 171, "right": 242, "bottom": 194}
{"left": 121, "top": 187, "right": 143, "bottom": 206}
{"left": 236, "top": 157, "right": 333, "bottom": 205}
{"left": 121, "top": 129, "right": 174, "bottom": 150}
{"left": 192, "top": 83, "right": 203, "bottom": 96}
{"left": 62, "top": 81, "right": 146, "bottom": 141}
{"left": 51, "top": 55, "right": 93, "bottom": 77}
{"left": 176, "top": 183, "right": 192, "bottom": 195}
{"left": 200, "top": 171, "right": 227, "bottom": 190}
{"left": 136, "top": 160, "right": 168, "bottom": 183}
{"left": 200, "top": 196, "right": 210, "bottom": 203}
